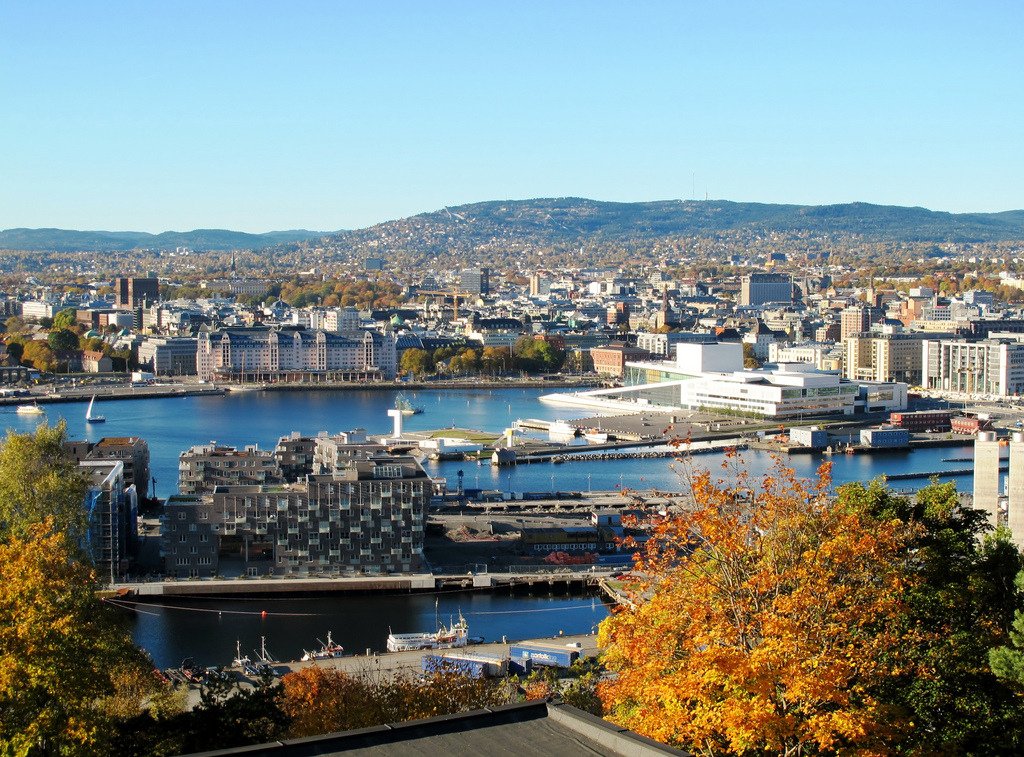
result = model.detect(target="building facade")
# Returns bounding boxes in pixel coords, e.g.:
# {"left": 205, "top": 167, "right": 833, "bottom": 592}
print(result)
{"left": 197, "top": 327, "right": 397, "bottom": 382}
{"left": 115, "top": 277, "right": 160, "bottom": 308}
{"left": 844, "top": 333, "right": 925, "bottom": 384}
{"left": 178, "top": 443, "right": 283, "bottom": 496}
{"left": 161, "top": 454, "right": 429, "bottom": 577}
{"left": 921, "top": 335, "right": 1024, "bottom": 396}
{"left": 137, "top": 336, "right": 199, "bottom": 376}
{"left": 739, "top": 274, "right": 793, "bottom": 307}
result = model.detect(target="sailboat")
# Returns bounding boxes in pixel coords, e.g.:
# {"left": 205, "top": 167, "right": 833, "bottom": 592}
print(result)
{"left": 85, "top": 395, "right": 105, "bottom": 423}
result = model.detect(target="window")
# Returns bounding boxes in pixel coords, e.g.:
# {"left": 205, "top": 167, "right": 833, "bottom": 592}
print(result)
{"left": 178, "top": 512, "right": 187, "bottom": 520}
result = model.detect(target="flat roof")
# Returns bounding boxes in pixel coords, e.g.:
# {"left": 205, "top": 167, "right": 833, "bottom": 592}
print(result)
{"left": 184, "top": 701, "right": 684, "bottom": 757}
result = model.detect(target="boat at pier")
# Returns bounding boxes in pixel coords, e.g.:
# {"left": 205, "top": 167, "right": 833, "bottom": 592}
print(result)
{"left": 300, "top": 631, "right": 345, "bottom": 661}
{"left": 386, "top": 612, "right": 469, "bottom": 652}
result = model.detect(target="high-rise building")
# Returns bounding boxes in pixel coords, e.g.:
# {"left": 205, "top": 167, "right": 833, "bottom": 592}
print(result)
{"left": 739, "top": 274, "right": 793, "bottom": 307}
{"left": 840, "top": 305, "right": 874, "bottom": 344}
{"left": 460, "top": 268, "right": 490, "bottom": 296}
{"left": 114, "top": 277, "right": 160, "bottom": 308}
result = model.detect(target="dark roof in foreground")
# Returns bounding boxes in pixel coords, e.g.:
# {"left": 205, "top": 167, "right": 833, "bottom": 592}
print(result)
{"left": 184, "top": 700, "right": 687, "bottom": 757}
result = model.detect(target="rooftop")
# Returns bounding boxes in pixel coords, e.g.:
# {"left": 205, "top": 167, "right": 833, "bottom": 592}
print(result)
{"left": 184, "top": 700, "right": 684, "bottom": 757}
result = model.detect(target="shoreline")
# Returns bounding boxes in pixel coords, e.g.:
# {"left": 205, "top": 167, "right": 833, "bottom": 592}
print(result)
{"left": 2, "top": 377, "right": 601, "bottom": 407}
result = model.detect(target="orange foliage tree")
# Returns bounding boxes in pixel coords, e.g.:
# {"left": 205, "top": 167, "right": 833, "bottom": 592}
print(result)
{"left": 598, "top": 459, "right": 924, "bottom": 755}
{"left": 280, "top": 665, "right": 516, "bottom": 739}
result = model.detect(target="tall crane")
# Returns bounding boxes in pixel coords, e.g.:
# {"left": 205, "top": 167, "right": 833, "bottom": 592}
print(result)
{"left": 417, "top": 290, "right": 475, "bottom": 320}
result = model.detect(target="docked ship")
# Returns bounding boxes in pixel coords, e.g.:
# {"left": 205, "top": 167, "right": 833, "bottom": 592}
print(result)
{"left": 386, "top": 613, "right": 469, "bottom": 652}
{"left": 301, "top": 631, "right": 345, "bottom": 661}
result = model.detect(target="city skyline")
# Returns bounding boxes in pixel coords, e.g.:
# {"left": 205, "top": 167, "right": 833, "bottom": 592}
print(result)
{"left": 2, "top": 1, "right": 1023, "bottom": 232}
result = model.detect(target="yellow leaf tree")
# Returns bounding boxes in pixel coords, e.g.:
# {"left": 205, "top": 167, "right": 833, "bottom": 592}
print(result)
{"left": 598, "top": 460, "right": 922, "bottom": 755}
{"left": 0, "top": 520, "right": 156, "bottom": 755}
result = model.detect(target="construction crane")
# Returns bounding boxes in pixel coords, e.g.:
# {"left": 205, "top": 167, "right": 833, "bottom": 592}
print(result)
{"left": 416, "top": 290, "right": 475, "bottom": 319}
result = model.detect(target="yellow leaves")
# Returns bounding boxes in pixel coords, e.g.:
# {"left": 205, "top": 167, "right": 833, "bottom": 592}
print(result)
{"left": 598, "top": 456, "right": 919, "bottom": 755}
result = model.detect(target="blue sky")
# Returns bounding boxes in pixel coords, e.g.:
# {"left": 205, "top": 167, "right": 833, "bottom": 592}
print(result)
{"left": 2, "top": 1, "right": 1022, "bottom": 232}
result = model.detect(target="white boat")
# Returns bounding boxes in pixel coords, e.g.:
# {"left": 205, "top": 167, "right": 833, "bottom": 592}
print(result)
{"left": 386, "top": 613, "right": 469, "bottom": 652}
{"left": 85, "top": 395, "right": 105, "bottom": 423}
{"left": 300, "top": 631, "right": 345, "bottom": 662}
{"left": 15, "top": 402, "right": 44, "bottom": 415}
{"left": 231, "top": 639, "right": 251, "bottom": 668}
{"left": 584, "top": 431, "right": 608, "bottom": 444}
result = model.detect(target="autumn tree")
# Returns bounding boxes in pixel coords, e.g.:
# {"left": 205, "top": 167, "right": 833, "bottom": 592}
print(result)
{"left": 599, "top": 459, "right": 921, "bottom": 755}
{"left": 280, "top": 666, "right": 516, "bottom": 739}
{"left": 399, "top": 347, "right": 433, "bottom": 378}
{"left": 20, "top": 340, "right": 57, "bottom": 372}
{"left": 0, "top": 520, "right": 160, "bottom": 755}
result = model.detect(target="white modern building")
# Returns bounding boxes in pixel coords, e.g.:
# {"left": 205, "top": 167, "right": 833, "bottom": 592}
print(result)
{"left": 922, "top": 334, "right": 1024, "bottom": 397}
{"left": 542, "top": 342, "right": 906, "bottom": 419}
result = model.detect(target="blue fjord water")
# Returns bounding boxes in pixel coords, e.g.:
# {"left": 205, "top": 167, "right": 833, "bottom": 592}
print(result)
{"left": 4, "top": 387, "right": 977, "bottom": 666}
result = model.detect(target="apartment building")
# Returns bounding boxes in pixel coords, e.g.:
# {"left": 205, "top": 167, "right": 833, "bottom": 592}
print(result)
{"left": 844, "top": 332, "right": 926, "bottom": 384}
{"left": 178, "top": 443, "right": 283, "bottom": 496}
{"left": 161, "top": 454, "right": 430, "bottom": 577}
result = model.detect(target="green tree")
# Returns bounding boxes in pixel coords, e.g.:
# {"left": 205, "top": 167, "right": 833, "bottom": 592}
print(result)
{"left": 990, "top": 570, "right": 1024, "bottom": 687}
{"left": 47, "top": 327, "right": 80, "bottom": 356}
{"left": 52, "top": 307, "right": 78, "bottom": 332}
{"left": 836, "top": 479, "right": 1024, "bottom": 754}
{"left": 0, "top": 421, "right": 91, "bottom": 543}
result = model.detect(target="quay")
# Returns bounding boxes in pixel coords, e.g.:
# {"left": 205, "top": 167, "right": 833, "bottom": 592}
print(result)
{"left": 112, "top": 566, "right": 619, "bottom": 598}
{"left": 0, "top": 383, "right": 225, "bottom": 406}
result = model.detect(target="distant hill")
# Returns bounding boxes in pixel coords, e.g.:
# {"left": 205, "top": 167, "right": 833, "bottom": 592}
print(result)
{"left": 315, "top": 199, "right": 1024, "bottom": 262}
{"left": 7, "top": 198, "right": 1024, "bottom": 256}
{"left": 0, "top": 227, "right": 327, "bottom": 252}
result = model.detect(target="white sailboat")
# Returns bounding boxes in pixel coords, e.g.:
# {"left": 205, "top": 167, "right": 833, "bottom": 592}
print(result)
{"left": 85, "top": 395, "right": 105, "bottom": 423}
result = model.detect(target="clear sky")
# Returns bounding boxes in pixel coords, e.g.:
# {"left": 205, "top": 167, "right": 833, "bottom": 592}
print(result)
{"left": 2, "top": 1, "right": 1022, "bottom": 232}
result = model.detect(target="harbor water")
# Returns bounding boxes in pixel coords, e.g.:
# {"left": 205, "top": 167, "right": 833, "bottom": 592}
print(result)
{"left": 4, "top": 387, "right": 979, "bottom": 666}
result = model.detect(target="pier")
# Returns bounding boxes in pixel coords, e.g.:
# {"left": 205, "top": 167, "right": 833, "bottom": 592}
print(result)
{"left": 112, "top": 565, "right": 619, "bottom": 598}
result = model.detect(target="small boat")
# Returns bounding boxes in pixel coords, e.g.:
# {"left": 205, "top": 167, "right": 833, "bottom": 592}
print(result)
{"left": 301, "top": 631, "right": 345, "bottom": 662}
{"left": 823, "top": 445, "right": 834, "bottom": 456}
{"left": 387, "top": 612, "right": 469, "bottom": 652}
{"left": 845, "top": 443, "right": 855, "bottom": 455}
{"left": 85, "top": 395, "right": 105, "bottom": 423}
{"left": 395, "top": 392, "right": 424, "bottom": 415}
{"left": 15, "top": 402, "right": 44, "bottom": 415}
{"left": 584, "top": 431, "right": 608, "bottom": 444}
